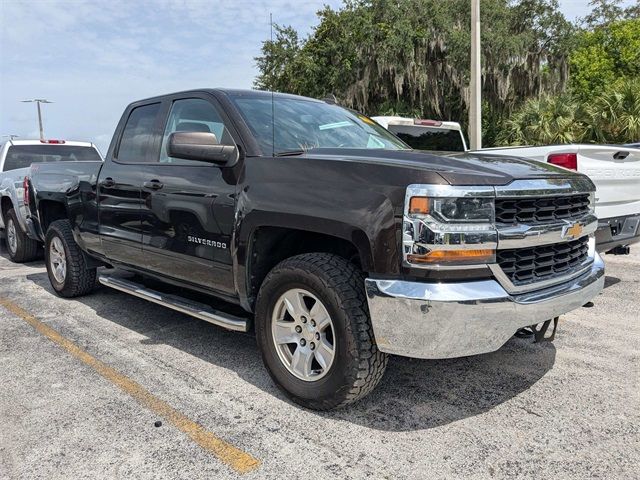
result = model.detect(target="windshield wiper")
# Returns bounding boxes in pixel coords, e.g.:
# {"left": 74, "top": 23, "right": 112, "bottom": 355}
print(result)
{"left": 274, "top": 149, "right": 307, "bottom": 157}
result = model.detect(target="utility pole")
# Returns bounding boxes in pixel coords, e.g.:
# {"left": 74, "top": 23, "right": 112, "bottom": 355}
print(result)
{"left": 469, "top": 0, "right": 481, "bottom": 149}
{"left": 21, "top": 99, "right": 53, "bottom": 141}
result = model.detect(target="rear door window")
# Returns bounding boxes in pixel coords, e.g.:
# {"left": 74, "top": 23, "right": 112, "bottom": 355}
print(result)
{"left": 116, "top": 103, "right": 162, "bottom": 163}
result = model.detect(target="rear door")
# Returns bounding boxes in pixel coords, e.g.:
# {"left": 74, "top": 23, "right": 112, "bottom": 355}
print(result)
{"left": 136, "top": 94, "right": 239, "bottom": 295}
{"left": 576, "top": 145, "right": 640, "bottom": 219}
{"left": 98, "top": 102, "right": 163, "bottom": 265}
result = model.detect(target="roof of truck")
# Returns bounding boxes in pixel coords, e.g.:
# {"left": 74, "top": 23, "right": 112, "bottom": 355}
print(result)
{"left": 129, "top": 88, "right": 325, "bottom": 106}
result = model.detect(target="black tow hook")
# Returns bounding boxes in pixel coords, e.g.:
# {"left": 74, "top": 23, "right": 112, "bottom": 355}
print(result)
{"left": 515, "top": 317, "right": 559, "bottom": 343}
{"left": 606, "top": 245, "right": 630, "bottom": 255}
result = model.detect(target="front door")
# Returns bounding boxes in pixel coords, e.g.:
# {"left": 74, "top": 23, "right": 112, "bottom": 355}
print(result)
{"left": 137, "top": 96, "right": 238, "bottom": 295}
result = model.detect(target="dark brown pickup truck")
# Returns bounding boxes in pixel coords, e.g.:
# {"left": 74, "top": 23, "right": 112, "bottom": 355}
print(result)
{"left": 26, "top": 89, "right": 604, "bottom": 409}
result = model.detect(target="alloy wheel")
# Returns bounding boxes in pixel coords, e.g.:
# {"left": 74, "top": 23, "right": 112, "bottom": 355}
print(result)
{"left": 49, "top": 236, "right": 67, "bottom": 283}
{"left": 6, "top": 218, "right": 17, "bottom": 254}
{"left": 271, "top": 288, "right": 336, "bottom": 381}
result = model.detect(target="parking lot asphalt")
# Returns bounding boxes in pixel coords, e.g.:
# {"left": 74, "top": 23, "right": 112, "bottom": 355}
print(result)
{"left": 0, "top": 239, "right": 638, "bottom": 479}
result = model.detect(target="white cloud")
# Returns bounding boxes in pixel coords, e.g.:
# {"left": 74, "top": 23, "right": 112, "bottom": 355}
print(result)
{"left": 1, "top": 0, "right": 343, "bottom": 150}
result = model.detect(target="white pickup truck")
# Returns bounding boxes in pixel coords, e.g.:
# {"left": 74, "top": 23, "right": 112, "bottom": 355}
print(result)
{"left": 0, "top": 139, "right": 103, "bottom": 262}
{"left": 373, "top": 116, "right": 640, "bottom": 254}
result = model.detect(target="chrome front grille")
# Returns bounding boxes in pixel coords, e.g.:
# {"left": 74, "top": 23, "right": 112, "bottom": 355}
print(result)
{"left": 497, "top": 236, "right": 590, "bottom": 286}
{"left": 403, "top": 179, "right": 598, "bottom": 294}
{"left": 495, "top": 194, "right": 591, "bottom": 224}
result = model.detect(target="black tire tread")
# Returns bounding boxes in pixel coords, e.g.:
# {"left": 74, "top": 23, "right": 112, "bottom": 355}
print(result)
{"left": 258, "top": 253, "right": 388, "bottom": 410}
{"left": 5, "top": 208, "right": 39, "bottom": 262}
{"left": 46, "top": 219, "right": 96, "bottom": 298}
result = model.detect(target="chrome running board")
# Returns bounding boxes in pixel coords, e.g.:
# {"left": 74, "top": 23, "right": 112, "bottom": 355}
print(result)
{"left": 98, "top": 274, "right": 248, "bottom": 332}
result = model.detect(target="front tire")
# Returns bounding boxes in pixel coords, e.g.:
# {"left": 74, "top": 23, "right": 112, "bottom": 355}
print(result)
{"left": 4, "top": 208, "right": 39, "bottom": 262}
{"left": 255, "top": 253, "right": 388, "bottom": 410}
{"left": 45, "top": 220, "right": 96, "bottom": 298}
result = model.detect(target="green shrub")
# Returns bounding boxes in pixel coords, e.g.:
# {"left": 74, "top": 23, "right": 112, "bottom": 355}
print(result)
{"left": 498, "top": 78, "right": 640, "bottom": 145}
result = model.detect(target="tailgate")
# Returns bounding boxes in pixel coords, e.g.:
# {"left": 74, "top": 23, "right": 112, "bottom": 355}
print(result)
{"left": 577, "top": 146, "right": 640, "bottom": 219}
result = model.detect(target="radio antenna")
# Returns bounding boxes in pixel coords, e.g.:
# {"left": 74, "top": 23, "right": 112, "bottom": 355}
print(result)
{"left": 270, "top": 12, "right": 275, "bottom": 157}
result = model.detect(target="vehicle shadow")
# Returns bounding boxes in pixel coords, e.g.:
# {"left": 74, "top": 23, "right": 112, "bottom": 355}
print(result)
{"left": 25, "top": 271, "right": 556, "bottom": 432}
{"left": 604, "top": 276, "right": 621, "bottom": 289}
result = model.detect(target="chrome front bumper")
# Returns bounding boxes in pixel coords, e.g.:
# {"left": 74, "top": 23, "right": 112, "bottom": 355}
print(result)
{"left": 365, "top": 252, "right": 605, "bottom": 359}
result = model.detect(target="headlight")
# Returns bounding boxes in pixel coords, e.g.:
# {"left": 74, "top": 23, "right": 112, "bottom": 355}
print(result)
{"left": 403, "top": 186, "right": 497, "bottom": 266}
{"left": 409, "top": 196, "right": 495, "bottom": 224}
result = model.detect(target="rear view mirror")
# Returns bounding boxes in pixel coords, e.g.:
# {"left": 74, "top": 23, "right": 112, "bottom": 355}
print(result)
{"left": 168, "top": 131, "right": 238, "bottom": 166}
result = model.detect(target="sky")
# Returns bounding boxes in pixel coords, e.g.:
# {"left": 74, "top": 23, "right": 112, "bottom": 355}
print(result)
{"left": 0, "top": 0, "right": 636, "bottom": 154}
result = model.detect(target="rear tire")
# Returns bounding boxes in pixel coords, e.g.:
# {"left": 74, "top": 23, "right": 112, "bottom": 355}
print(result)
{"left": 4, "top": 208, "right": 39, "bottom": 263}
{"left": 45, "top": 220, "right": 96, "bottom": 298}
{"left": 255, "top": 253, "right": 388, "bottom": 410}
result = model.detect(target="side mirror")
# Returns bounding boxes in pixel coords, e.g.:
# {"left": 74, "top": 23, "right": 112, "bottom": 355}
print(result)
{"left": 168, "top": 131, "right": 239, "bottom": 166}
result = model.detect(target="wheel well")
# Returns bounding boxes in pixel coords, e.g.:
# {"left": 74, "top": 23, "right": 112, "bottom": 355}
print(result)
{"left": 1, "top": 196, "right": 12, "bottom": 221}
{"left": 247, "top": 227, "right": 366, "bottom": 306}
{"left": 38, "top": 201, "right": 68, "bottom": 232}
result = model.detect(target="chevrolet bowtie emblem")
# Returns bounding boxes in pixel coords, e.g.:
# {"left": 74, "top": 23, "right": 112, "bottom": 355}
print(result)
{"left": 562, "top": 222, "right": 583, "bottom": 239}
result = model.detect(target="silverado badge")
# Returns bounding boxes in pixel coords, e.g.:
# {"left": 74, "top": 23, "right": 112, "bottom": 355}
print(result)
{"left": 562, "top": 222, "right": 583, "bottom": 240}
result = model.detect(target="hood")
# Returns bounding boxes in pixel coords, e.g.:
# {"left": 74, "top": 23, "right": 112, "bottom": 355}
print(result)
{"left": 306, "top": 148, "right": 580, "bottom": 186}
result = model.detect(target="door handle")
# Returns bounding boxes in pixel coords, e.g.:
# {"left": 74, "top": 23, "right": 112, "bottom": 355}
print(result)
{"left": 143, "top": 179, "right": 164, "bottom": 190}
{"left": 101, "top": 177, "right": 115, "bottom": 188}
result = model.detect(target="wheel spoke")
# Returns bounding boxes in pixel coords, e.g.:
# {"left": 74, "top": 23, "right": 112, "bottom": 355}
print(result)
{"left": 310, "top": 300, "right": 331, "bottom": 331}
{"left": 52, "top": 238, "right": 64, "bottom": 256}
{"left": 290, "top": 346, "right": 313, "bottom": 378}
{"left": 282, "top": 290, "right": 308, "bottom": 319}
{"left": 272, "top": 321, "right": 298, "bottom": 345}
{"left": 314, "top": 338, "right": 334, "bottom": 370}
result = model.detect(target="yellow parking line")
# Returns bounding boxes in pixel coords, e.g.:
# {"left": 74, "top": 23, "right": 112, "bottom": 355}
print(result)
{"left": 0, "top": 297, "right": 260, "bottom": 474}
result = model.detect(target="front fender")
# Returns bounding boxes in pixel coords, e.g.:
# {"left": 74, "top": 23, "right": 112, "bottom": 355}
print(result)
{"left": 235, "top": 187, "right": 398, "bottom": 273}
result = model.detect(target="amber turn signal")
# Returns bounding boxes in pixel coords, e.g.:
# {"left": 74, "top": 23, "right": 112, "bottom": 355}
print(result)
{"left": 407, "top": 249, "right": 495, "bottom": 264}
{"left": 409, "top": 196, "right": 430, "bottom": 215}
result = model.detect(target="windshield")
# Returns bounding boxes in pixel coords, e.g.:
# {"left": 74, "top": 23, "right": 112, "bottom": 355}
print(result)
{"left": 230, "top": 95, "right": 408, "bottom": 155}
{"left": 3, "top": 145, "right": 102, "bottom": 172}
{"left": 388, "top": 125, "right": 466, "bottom": 152}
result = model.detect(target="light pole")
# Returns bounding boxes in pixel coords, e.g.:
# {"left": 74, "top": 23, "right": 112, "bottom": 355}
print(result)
{"left": 21, "top": 99, "right": 53, "bottom": 141}
{"left": 469, "top": 0, "right": 481, "bottom": 149}
{"left": 2, "top": 134, "right": 20, "bottom": 141}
